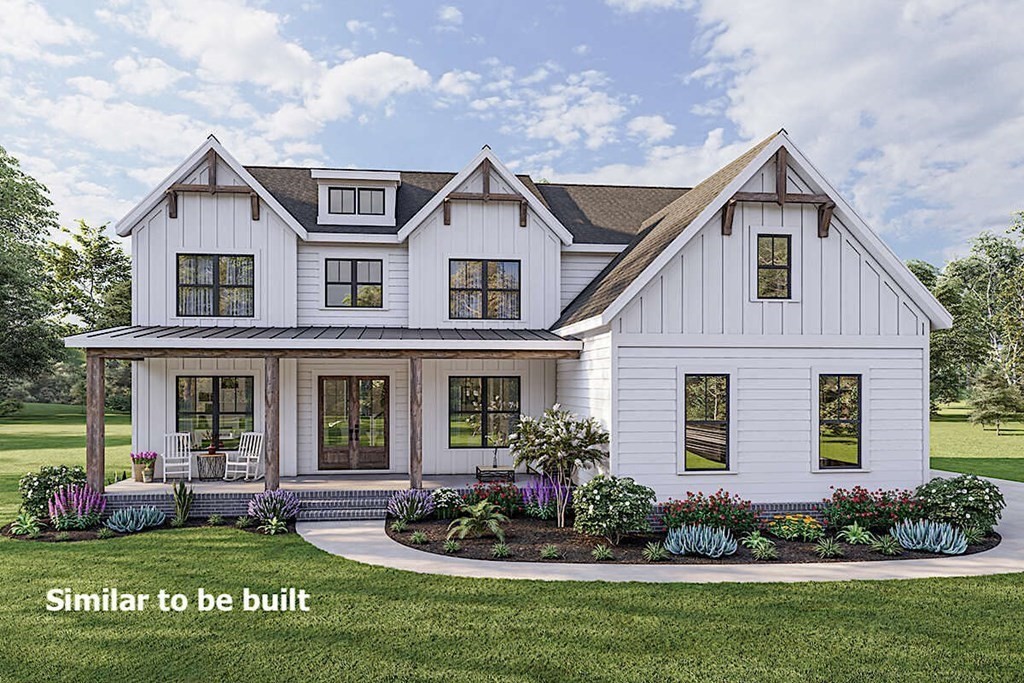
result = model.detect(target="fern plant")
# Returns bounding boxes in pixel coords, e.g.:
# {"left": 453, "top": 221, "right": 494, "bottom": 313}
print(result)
{"left": 870, "top": 534, "right": 902, "bottom": 556}
{"left": 665, "top": 525, "right": 738, "bottom": 558}
{"left": 447, "top": 500, "right": 509, "bottom": 542}
{"left": 837, "top": 522, "right": 875, "bottom": 545}
{"left": 641, "top": 541, "right": 668, "bottom": 562}
{"left": 890, "top": 520, "right": 967, "bottom": 555}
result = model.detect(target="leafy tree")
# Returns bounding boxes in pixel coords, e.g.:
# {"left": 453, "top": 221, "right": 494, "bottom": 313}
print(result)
{"left": 43, "top": 220, "right": 130, "bottom": 328}
{"left": 0, "top": 145, "right": 61, "bottom": 412}
{"left": 509, "top": 405, "right": 609, "bottom": 527}
{"left": 969, "top": 365, "right": 1023, "bottom": 435}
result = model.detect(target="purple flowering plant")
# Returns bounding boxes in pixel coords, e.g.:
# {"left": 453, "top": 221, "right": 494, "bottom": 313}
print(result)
{"left": 130, "top": 451, "right": 158, "bottom": 466}
{"left": 48, "top": 483, "right": 106, "bottom": 530}
{"left": 387, "top": 489, "right": 435, "bottom": 522}
{"left": 248, "top": 489, "right": 301, "bottom": 523}
{"left": 521, "top": 477, "right": 565, "bottom": 521}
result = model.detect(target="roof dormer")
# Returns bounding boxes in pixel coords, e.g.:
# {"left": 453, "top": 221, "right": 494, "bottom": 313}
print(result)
{"left": 313, "top": 169, "right": 401, "bottom": 227}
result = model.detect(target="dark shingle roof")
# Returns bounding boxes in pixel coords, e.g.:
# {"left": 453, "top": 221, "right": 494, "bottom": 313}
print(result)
{"left": 246, "top": 166, "right": 685, "bottom": 243}
{"left": 554, "top": 132, "right": 780, "bottom": 328}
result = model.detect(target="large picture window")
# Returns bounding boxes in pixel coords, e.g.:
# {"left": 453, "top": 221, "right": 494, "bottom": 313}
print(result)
{"left": 756, "top": 234, "right": 791, "bottom": 299}
{"left": 325, "top": 258, "right": 383, "bottom": 308}
{"left": 177, "top": 254, "right": 254, "bottom": 317}
{"left": 448, "top": 376, "right": 520, "bottom": 448}
{"left": 449, "top": 259, "right": 520, "bottom": 320}
{"left": 176, "top": 376, "right": 255, "bottom": 450}
{"left": 683, "top": 374, "right": 729, "bottom": 471}
{"left": 819, "top": 374, "right": 861, "bottom": 469}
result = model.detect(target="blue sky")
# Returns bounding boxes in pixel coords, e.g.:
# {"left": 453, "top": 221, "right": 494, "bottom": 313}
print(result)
{"left": 2, "top": 0, "right": 1021, "bottom": 264}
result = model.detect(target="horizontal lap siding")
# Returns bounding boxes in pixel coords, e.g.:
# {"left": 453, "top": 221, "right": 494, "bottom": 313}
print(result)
{"left": 560, "top": 252, "right": 615, "bottom": 309}
{"left": 556, "top": 331, "right": 611, "bottom": 427}
{"left": 296, "top": 244, "right": 408, "bottom": 325}
{"left": 613, "top": 344, "right": 926, "bottom": 502}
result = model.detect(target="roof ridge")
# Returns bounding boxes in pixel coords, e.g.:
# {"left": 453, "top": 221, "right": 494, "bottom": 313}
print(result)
{"left": 540, "top": 181, "right": 691, "bottom": 190}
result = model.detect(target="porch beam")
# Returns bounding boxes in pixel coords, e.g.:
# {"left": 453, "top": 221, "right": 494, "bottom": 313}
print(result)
{"left": 409, "top": 357, "right": 423, "bottom": 489}
{"left": 85, "top": 351, "right": 105, "bottom": 493}
{"left": 264, "top": 355, "right": 280, "bottom": 490}
{"left": 91, "top": 348, "right": 581, "bottom": 361}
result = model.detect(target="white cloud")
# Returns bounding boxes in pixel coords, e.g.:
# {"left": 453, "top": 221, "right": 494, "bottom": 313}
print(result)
{"left": 0, "top": 0, "right": 93, "bottom": 64}
{"left": 67, "top": 76, "right": 116, "bottom": 101}
{"left": 518, "top": 71, "right": 628, "bottom": 149}
{"left": 573, "top": 44, "right": 590, "bottom": 56}
{"left": 436, "top": 5, "right": 463, "bottom": 30}
{"left": 605, "top": 0, "right": 688, "bottom": 11}
{"left": 345, "top": 19, "right": 376, "bottom": 37}
{"left": 113, "top": 55, "right": 187, "bottom": 94}
{"left": 437, "top": 69, "right": 481, "bottom": 98}
{"left": 627, "top": 115, "right": 675, "bottom": 143}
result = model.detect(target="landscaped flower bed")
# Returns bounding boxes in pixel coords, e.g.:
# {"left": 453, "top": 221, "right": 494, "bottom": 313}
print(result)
{"left": 386, "top": 473, "right": 1004, "bottom": 565}
{"left": 0, "top": 515, "right": 295, "bottom": 542}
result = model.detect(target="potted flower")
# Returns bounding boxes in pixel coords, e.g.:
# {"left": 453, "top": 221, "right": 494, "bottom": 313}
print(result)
{"left": 131, "top": 451, "right": 158, "bottom": 483}
{"left": 202, "top": 431, "right": 220, "bottom": 454}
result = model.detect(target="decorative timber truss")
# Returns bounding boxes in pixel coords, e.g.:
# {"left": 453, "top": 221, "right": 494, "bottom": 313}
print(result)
{"left": 721, "top": 146, "right": 835, "bottom": 238}
{"left": 165, "top": 149, "right": 261, "bottom": 221}
{"left": 442, "top": 158, "right": 529, "bottom": 228}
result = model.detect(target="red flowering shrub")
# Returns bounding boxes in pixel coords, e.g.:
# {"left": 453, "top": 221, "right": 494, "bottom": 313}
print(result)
{"left": 659, "top": 489, "right": 758, "bottom": 534}
{"left": 821, "top": 486, "right": 923, "bottom": 531}
{"left": 463, "top": 482, "right": 523, "bottom": 517}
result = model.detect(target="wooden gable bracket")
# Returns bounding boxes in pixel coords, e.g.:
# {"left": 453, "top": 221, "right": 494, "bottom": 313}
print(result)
{"left": 720, "top": 146, "right": 834, "bottom": 237}
{"left": 443, "top": 158, "right": 528, "bottom": 228}
{"left": 165, "top": 149, "right": 260, "bottom": 221}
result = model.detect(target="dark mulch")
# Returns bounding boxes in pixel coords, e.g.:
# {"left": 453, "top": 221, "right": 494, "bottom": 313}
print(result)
{"left": 0, "top": 517, "right": 292, "bottom": 542}
{"left": 387, "top": 516, "right": 1001, "bottom": 564}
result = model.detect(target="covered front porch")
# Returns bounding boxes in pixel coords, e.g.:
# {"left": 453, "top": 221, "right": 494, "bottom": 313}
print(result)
{"left": 68, "top": 325, "right": 580, "bottom": 494}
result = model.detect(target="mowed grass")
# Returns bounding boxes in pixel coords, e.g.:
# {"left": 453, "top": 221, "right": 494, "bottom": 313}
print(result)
{"left": 0, "top": 403, "right": 132, "bottom": 519}
{"left": 930, "top": 402, "right": 1024, "bottom": 482}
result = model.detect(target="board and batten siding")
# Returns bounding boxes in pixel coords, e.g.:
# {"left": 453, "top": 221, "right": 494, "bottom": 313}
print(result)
{"left": 612, "top": 343, "right": 926, "bottom": 502}
{"left": 131, "top": 358, "right": 299, "bottom": 478}
{"left": 616, "top": 158, "right": 927, "bottom": 337}
{"left": 560, "top": 252, "right": 616, "bottom": 309}
{"left": 407, "top": 165, "right": 562, "bottom": 329}
{"left": 296, "top": 243, "right": 409, "bottom": 326}
{"left": 131, "top": 159, "right": 298, "bottom": 327}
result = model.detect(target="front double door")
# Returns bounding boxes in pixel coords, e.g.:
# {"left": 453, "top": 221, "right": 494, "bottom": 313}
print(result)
{"left": 318, "top": 376, "right": 389, "bottom": 470}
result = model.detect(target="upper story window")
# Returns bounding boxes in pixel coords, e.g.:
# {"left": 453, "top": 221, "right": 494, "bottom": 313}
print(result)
{"left": 756, "top": 234, "right": 791, "bottom": 299}
{"left": 325, "top": 258, "right": 383, "bottom": 308}
{"left": 449, "top": 259, "right": 520, "bottom": 320}
{"left": 177, "top": 254, "right": 254, "bottom": 317}
{"left": 683, "top": 374, "right": 730, "bottom": 471}
{"left": 327, "top": 187, "right": 385, "bottom": 216}
{"left": 818, "top": 374, "right": 861, "bottom": 469}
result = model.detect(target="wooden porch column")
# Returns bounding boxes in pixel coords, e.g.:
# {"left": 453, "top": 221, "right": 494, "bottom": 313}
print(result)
{"left": 264, "top": 355, "right": 280, "bottom": 490}
{"left": 85, "top": 351, "right": 105, "bottom": 493}
{"left": 409, "top": 357, "right": 423, "bottom": 489}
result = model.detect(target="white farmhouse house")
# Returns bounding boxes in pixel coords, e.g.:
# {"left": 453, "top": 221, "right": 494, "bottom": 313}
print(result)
{"left": 67, "top": 130, "right": 951, "bottom": 506}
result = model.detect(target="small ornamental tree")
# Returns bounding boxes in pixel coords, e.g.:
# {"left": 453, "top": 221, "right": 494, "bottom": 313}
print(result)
{"left": 509, "top": 405, "right": 609, "bottom": 527}
{"left": 969, "top": 365, "right": 1023, "bottom": 435}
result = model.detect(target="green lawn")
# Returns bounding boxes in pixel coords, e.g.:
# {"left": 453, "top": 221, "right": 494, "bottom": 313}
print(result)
{"left": 930, "top": 402, "right": 1024, "bottom": 482}
{"left": 1, "top": 403, "right": 1023, "bottom": 681}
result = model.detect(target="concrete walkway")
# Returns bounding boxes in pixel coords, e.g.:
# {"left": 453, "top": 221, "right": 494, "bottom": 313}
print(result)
{"left": 296, "top": 472, "right": 1024, "bottom": 583}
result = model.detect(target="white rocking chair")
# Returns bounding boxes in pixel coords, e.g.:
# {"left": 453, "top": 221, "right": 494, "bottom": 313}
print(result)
{"left": 224, "top": 432, "right": 264, "bottom": 481}
{"left": 162, "top": 433, "right": 193, "bottom": 482}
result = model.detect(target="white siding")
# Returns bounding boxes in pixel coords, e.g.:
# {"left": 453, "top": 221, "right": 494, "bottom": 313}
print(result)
{"left": 612, "top": 342, "right": 927, "bottom": 502}
{"left": 296, "top": 243, "right": 409, "bottom": 325}
{"left": 560, "top": 252, "right": 615, "bottom": 309}
{"left": 407, "top": 167, "right": 562, "bottom": 329}
{"left": 555, "top": 330, "right": 612, "bottom": 428}
{"left": 617, "top": 157, "right": 926, "bottom": 337}
{"left": 131, "top": 158, "right": 298, "bottom": 327}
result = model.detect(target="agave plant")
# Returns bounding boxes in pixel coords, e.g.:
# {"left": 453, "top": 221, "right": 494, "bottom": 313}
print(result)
{"left": 870, "top": 534, "right": 903, "bottom": 557}
{"left": 815, "top": 537, "right": 844, "bottom": 559}
{"left": 387, "top": 489, "right": 435, "bottom": 522}
{"left": 447, "top": 500, "right": 508, "bottom": 541}
{"left": 890, "top": 519, "right": 967, "bottom": 555}
{"left": 48, "top": 484, "right": 106, "bottom": 530}
{"left": 641, "top": 541, "right": 668, "bottom": 562}
{"left": 837, "top": 522, "right": 876, "bottom": 545}
{"left": 664, "top": 525, "right": 738, "bottom": 558}
{"left": 105, "top": 506, "right": 165, "bottom": 534}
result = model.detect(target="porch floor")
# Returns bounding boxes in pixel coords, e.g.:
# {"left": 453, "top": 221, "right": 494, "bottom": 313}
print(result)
{"left": 105, "top": 473, "right": 523, "bottom": 494}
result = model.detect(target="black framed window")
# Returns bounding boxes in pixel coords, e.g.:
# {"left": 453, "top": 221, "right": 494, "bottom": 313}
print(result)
{"left": 325, "top": 258, "right": 383, "bottom": 308}
{"left": 177, "top": 254, "right": 254, "bottom": 317}
{"left": 819, "top": 374, "right": 862, "bottom": 469}
{"left": 328, "top": 187, "right": 356, "bottom": 214}
{"left": 358, "top": 188, "right": 385, "bottom": 215}
{"left": 684, "top": 374, "right": 729, "bottom": 471}
{"left": 449, "top": 259, "right": 520, "bottom": 319}
{"left": 756, "top": 234, "right": 791, "bottom": 299}
{"left": 176, "top": 376, "right": 254, "bottom": 450}
{"left": 449, "top": 377, "right": 520, "bottom": 448}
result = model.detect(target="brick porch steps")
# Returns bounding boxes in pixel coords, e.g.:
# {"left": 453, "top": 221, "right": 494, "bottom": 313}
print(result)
{"left": 103, "top": 489, "right": 394, "bottom": 521}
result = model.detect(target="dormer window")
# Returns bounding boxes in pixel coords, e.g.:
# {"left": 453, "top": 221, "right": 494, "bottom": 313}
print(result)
{"left": 358, "top": 188, "right": 385, "bottom": 215}
{"left": 327, "top": 187, "right": 386, "bottom": 216}
{"left": 328, "top": 188, "right": 355, "bottom": 215}
{"left": 314, "top": 170, "right": 400, "bottom": 227}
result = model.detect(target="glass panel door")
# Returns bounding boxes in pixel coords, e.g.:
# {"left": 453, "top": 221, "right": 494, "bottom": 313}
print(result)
{"left": 318, "top": 376, "right": 388, "bottom": 470}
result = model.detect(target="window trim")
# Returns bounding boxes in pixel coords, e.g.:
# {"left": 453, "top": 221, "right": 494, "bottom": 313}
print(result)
{"left": 756, "top": 233, "right": 792, "bottom": 300}
{"left": 675, "top": 365, "right": 738, "bottom": 475}
{"left": 175, "top": 253, "right": 255, "bottom": 318}
{"left": 357, "top": 188, "right": 386, "bottom": 216}
{"left": 811, "top": 365, "right": 871, "bottom": 473}
{"left": 327, "top": 187, "right": 357, "bottom": 215}
{"left": 447, "top": 375, "right": 522, "bottom": 449}
{"left": 175, "top": 375, "right": 256, "bottom": 451}
{"left": 324, "top": 258, "right": 385, "bottom": 309}
{"left": 747, "top": 225, "right": 801, "bottom": 303}
{"left": 448, "top": 258, "right": 522, "bottom": 321}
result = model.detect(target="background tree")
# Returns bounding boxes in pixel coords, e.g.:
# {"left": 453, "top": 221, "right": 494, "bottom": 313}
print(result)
{"left": 0, "top": 145, "right": 61, "bottom": 414}
{"left": 43, "top": 219, "right": 131, "bottom": 328}
{"left": 969, "top": 365, "right": 1023, "bottom": 435}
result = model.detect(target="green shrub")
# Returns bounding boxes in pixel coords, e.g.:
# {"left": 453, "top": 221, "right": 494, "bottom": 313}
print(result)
{"left": 870, "top": 534, "right": 902, "bottom": 556}
{"left": 258, "top": 517, "right": 288, "bottom": 535}
{"left": 9, "top": 512, "right": 42, "bottom": 537}
{"left": 390, "top": 519, "right": 408, "bottom": 533}
{"left": 641, "top": 541, "right": 668, "bottom": 562}
{"left": 431, "top": 488, "right": 464, "bottom": 520}
{"left": 665, "top": 525, "right": 738, "bottom": 558}
{"left": 443, "top": 539, "right": 461, "bottom": 554}
{"left": 837, "top": 522, "right": 875, "bottom": 545}
{"left": 572, "top": 475, "right": 655, "bottom": 545}
{"left": 821, "top": 486, "right": 923, "bottom": 531}
{"left": 767, "top": 514, "right": 823, "bottom": 541}
{"left": 962, "top": 525, "right": 986, "bottom": 545}
{"left": 659, "top": 489, "right": 758, "bottom": 535}
{"left": 19, "top": 465, "right": 87, "bottom": 517}
{"left": 206, "top": 514, "right": 224, "bottom": 526}
{"left": 915, "top": 475, "right": 1005, "bottom": 533}
{"left": 890, "top": 519, "right": 967, "bottom": 555}
{"left": 234, "top": 516, "right": 254, "bottom": 529}
{"left": 741, "top": 530, "right": 778, "bottom": 560}
{"left": 591, "top": 544, "right": 614, "bottom": 561}
{"left": 447, "top": 501, "right": 509, "bottom": 542}
{"left": 539, "top": 544, "right": 560, "bottom": 560}
{"left": 95, "top": 527, "right": 116, "bottom": 540}
{"left": 409, "top": 531, "right": 428, "bottom": 545}
{"left": 172, "top": 482, "right": 194, "bottom": 524}
{"left": 463, "top": 483, "right": 522, "bottom": 517}
{"left": 492, "top": 542, "right": 512, "bottom": 558}
{"left": 815, "top": 537, "right": 844, "bottom": 559}
{"left": 54, "top": 531, "right": 71, "bottom": 542}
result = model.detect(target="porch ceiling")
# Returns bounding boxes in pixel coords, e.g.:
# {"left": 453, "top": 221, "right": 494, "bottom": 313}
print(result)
{"left": 65, "top": 325, "right": 582, "bottom": 359}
